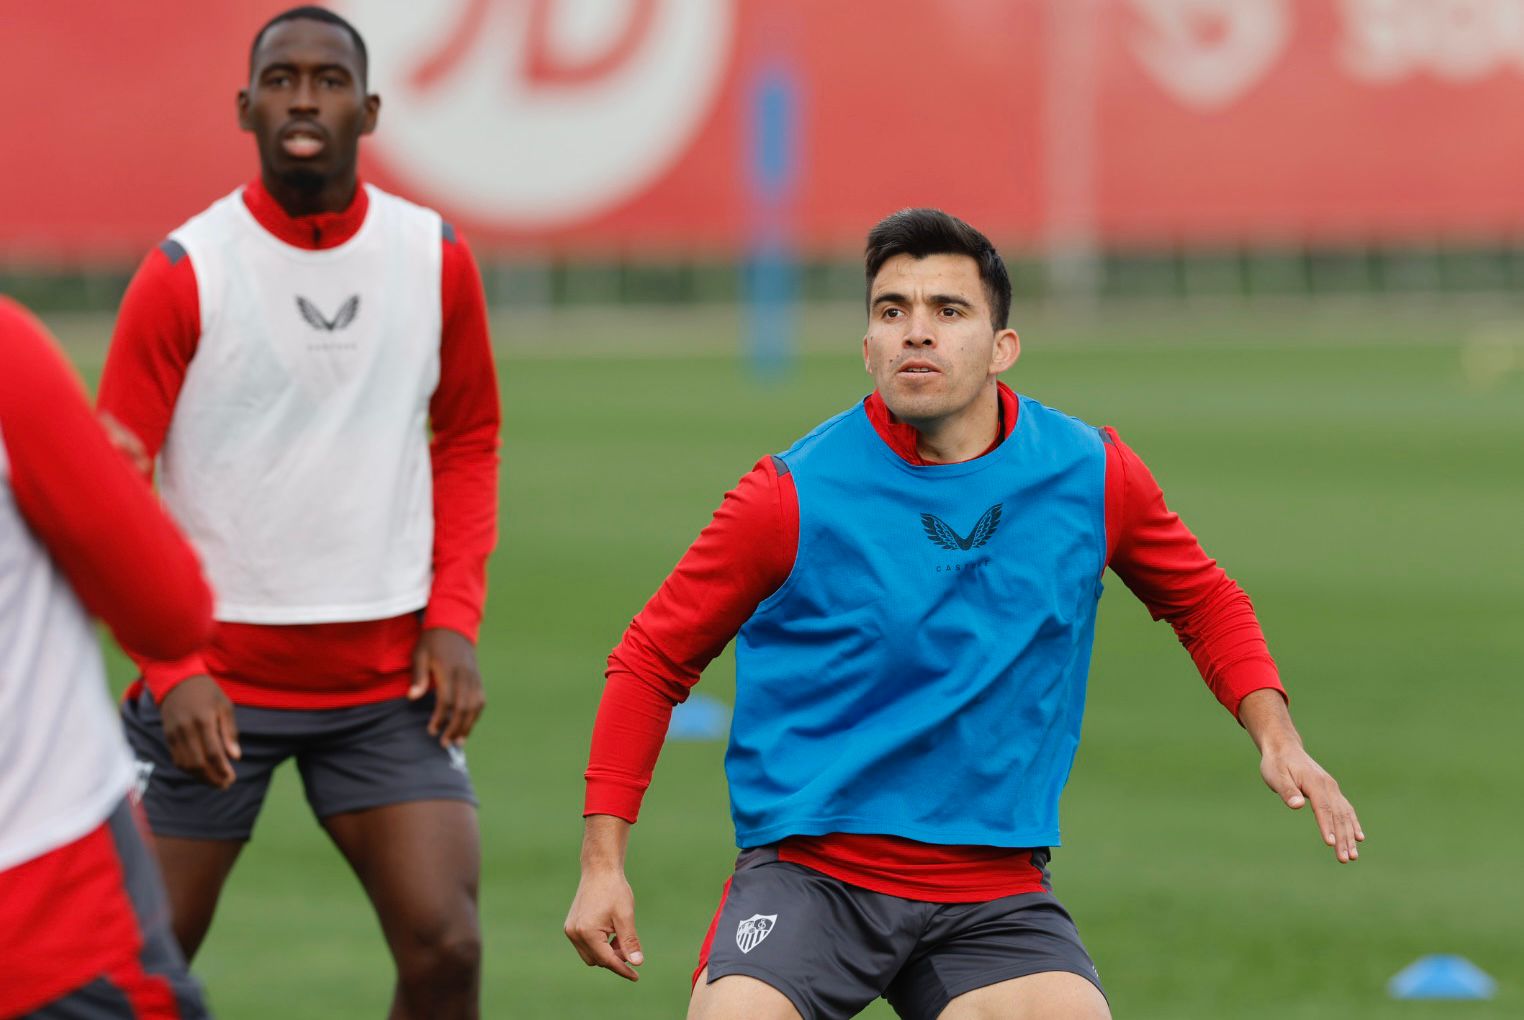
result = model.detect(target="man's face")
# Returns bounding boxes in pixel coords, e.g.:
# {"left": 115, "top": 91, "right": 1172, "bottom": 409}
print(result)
{"left": 863, "top": 253, "right": 1019, "bottom": 427}
{"left": 238, "top": 19, "right": 378, "bottom": 186}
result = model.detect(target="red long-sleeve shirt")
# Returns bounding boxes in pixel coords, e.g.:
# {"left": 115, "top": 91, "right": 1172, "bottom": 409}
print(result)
{"left": 97, "top": 180, "right": 500, "bottom": 709}
{"left": 585, "top": 382, "right": 1284, "bottom": 901}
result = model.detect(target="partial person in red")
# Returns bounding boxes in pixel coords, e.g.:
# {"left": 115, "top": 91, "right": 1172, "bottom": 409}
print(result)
{"left": 0, "top": 297, "right": 214, "bottom": 1019}
{"left": 96, "top": 7, "right": 499, "bottom": 1018}
{"left": 564, "top": 210, "right": 1364, "bottom": 1020}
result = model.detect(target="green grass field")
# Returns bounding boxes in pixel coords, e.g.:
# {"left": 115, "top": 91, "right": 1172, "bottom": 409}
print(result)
{"left": 51, "top": 300, "right": 1524, "bottom": 1018}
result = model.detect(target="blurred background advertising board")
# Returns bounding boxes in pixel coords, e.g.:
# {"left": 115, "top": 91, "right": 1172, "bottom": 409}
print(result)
{"left": 6, "top": 0, "right": 1524, "bottom": 265}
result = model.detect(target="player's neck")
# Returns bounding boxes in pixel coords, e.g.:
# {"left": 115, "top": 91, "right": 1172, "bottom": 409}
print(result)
{"left": 908, "top": 387, "right": 1002, "bottom": 464}
{"left": 260, "top": 169, "right": 359, "bottom": 219}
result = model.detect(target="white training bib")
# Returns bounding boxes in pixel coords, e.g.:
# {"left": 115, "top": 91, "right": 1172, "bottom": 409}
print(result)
{"left": 0, "top": 436, "right": 133, "bottom": 872}
{"left": 162, "top": 185, "right": 442, "bottom": 624}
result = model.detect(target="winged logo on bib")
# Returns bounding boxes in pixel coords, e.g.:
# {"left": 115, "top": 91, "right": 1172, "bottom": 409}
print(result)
{"left": 921, "top": 504, "right": 1003, "bottom": 552}
{"left": 296, "top": 295, "right": 361, "bottom": 332}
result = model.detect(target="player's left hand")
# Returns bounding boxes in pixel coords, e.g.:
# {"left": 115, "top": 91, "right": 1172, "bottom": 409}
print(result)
{"left": 1260, "top": 744, "right": 1365, "bottom": 863}
{"left": 410, "top": 627, "right": 485, "bottom": 748}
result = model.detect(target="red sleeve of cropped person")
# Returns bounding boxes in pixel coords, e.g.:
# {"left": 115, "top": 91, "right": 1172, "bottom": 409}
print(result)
{"left": 584, "top": 384, "right": 1284, "bottom": 824}
{"left": 0, "top": 297, "right": 213, "bottom": 659}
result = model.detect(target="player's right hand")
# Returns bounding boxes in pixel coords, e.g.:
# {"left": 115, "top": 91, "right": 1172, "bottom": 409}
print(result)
{"left": 564, "top": 866, "right": 644, "bottom": 982}
{"left": 160, "top": 674, "right": 242, "bottom": 790}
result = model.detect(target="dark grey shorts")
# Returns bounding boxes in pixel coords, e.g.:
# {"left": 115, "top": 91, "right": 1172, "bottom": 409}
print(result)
{"left": 700, "top": 847, "right": 1103, "bottom": 1020}
{"left": 24, "top": 799, "right": 209, "bottom": 1019}
{"left": 121, "top": 689, "right": 476, "bottom": 842}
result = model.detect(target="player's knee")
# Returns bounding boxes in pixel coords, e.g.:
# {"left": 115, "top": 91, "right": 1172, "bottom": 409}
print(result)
{"left": 398, "top": 920, "right": 481, "bottom": 987}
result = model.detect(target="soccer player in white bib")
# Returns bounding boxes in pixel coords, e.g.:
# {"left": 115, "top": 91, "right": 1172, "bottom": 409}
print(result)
{"left": 565, "top": 210, "right": 1365, "bottom": 1019}
{"left": 96, "top": 8, "right": 500, "bottom": 1017}
{"left": 0, "top": 297, "right": 215, "bottom": 1018}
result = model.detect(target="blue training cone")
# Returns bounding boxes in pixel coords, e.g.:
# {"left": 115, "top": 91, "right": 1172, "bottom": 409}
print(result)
{"left": 1388, "top": 955, "right": 1496, "bottom": 1000}
{"left": 667, "top": 694, "right": 731, "bottom": 742}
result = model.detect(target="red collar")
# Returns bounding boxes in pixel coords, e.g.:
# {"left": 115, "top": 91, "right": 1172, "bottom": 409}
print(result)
{"left": 241, "top": 178, "right": 369, "bottom": 250}
{"left": 864, "top": 382, "right": 1019, "bottom": 465}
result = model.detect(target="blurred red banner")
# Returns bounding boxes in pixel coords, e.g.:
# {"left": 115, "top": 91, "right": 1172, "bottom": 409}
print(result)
{"left": 4, "top": 0, "right": 1523, "bottom": 263}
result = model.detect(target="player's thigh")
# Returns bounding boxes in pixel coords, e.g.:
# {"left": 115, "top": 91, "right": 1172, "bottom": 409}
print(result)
{"left": 300, "top": 695, "right": 479, "bottom": 932}
{"left": 885, "top": 891, "right": 1105, "bottom": 1020}
{"left": 150, "top": 835, "right": 245, "bottom": 957}
{"left": 321, "top": 798, "right": 481, "bottom": 950}
{"left": 687, "top": 966, "right": 803, "bottom": 1020}
{"left": 938, "top": 972, "right": 1110, "bottom": 1020}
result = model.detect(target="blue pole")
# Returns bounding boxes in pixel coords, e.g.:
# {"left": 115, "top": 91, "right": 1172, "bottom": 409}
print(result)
{"left": 743, "top": 62, "right": 801, "bottom": 380}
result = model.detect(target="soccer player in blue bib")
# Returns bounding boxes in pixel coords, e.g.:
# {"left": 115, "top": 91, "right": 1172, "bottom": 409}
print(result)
{"left": 566, "top": 209, "right": 1363, "bottom": 1019}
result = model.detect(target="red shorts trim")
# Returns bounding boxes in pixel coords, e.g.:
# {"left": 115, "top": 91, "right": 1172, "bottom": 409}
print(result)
{"left": 692, "top": 876, "right": 734, "bottom": 988}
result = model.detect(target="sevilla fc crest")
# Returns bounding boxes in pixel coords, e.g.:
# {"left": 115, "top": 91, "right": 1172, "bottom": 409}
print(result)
{"left": 735, "top": 913, "right": 777, "bottom": 954}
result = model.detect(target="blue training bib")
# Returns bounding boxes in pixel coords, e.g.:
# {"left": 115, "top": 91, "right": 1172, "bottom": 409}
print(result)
{"left": 729, "top": 395, "right": 1107, "bottom": 848}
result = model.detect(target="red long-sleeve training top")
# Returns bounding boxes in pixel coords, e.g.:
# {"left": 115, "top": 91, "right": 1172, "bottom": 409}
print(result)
{"left": 585, "top": 382, "right": 1285, "bottom": 901}
{"left": 97, "top": 180, "right": 500, "bottom": 709}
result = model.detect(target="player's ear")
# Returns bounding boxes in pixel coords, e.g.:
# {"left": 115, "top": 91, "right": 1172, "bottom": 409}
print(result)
{"left": 237, "top": 89, "right": 252, "bottom": 132}
{"left": 862, "top": 333, "right": 873, "bottom": 375}
{"left": 361, "top": 94, "right": 381, "bottom": 136}
{"left": 992, "top": 328, "right": 1020, "bottom": 374}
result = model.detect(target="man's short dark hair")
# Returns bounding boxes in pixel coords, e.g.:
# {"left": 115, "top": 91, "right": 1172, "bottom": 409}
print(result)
{"left": 250, "top": 6, "right": 369, "bottom": 86}
{"left": 865, "top": 209, "right": 1012, "bottom": 330}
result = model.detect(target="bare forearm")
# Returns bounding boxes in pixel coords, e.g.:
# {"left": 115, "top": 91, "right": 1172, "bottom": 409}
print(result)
{"left": 566, "top": 814, "right": 643, "bottom": 980}
{"left": 1238, "top": 687, "right": 1299, "bottom": 753}
{"left": 581, "top": 814, "right": 633, "bottom": 871}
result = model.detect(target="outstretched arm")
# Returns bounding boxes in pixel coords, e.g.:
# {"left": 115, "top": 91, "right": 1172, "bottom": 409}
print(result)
{"left": 583, "top": 456, "right": 797, "bottom": 820}
{"left": 1104, "top": 429, "right": 1362, "bottom": 861}
{"left": 570, "top": 456, "right": 796, "bottom": 979}
{"left": 1102, "top": 427, "right": 1284, "bottom": 715}
{"left": 1239, "top": 688, "right": 1364, "bottom": 862}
